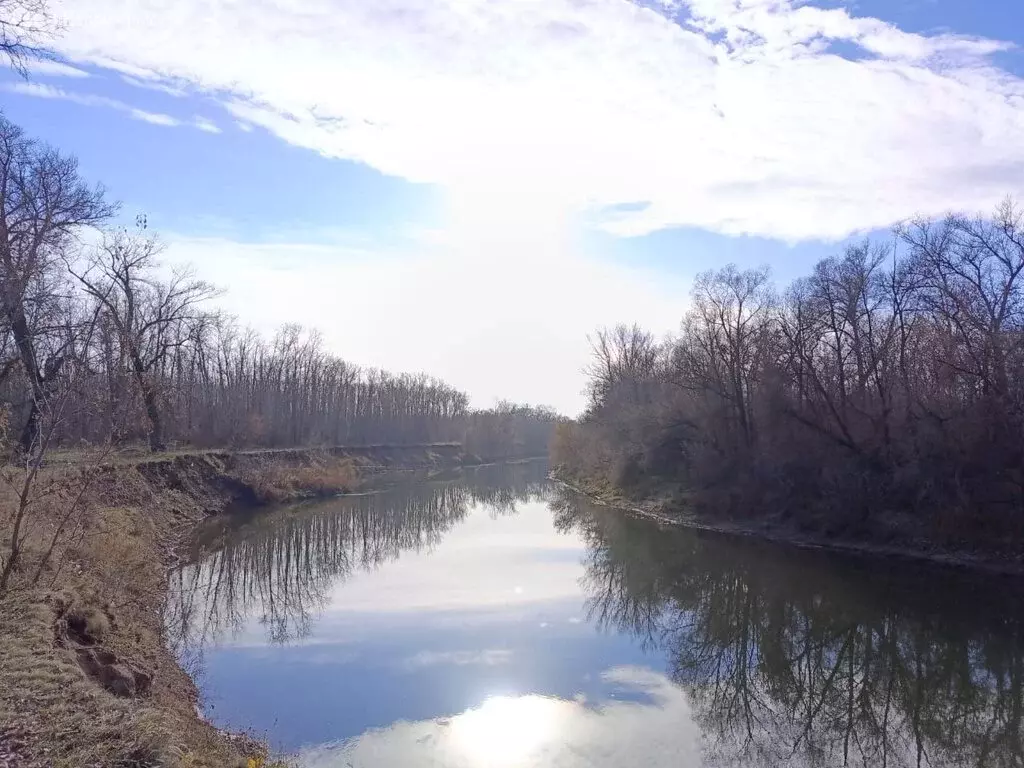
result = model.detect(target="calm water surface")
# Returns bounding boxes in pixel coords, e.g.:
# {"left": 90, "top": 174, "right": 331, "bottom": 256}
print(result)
{"left": 167, "top": 461, "right": 1024, "bottom": 767}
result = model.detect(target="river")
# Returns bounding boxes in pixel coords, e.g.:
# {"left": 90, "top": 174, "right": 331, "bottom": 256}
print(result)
{"left": 165, "top": 460, "right": 1024, "bottom": 767}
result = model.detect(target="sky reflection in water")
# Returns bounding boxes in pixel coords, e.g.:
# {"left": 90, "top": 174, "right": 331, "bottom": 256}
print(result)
{"left": 167, "top": 461, "right": 1024, "bottom": 767}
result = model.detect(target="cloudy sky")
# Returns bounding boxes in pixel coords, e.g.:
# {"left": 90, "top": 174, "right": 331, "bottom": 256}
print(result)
{"left": 3, "top": 0, "right": 1023, "bottom": 413}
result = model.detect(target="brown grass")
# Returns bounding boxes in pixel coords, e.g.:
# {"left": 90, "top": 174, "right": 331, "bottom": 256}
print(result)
{"left": 0, "top": 462, "right": 282, "bottom": 768}
{"left": 239, "top": 455, "right": 361, "bottom": 504}
{"left": 0, "top": 447, "right": 380, "bottom": 766}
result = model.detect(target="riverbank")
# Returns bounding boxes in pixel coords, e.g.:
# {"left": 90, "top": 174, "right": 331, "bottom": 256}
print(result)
{"left": 553, "top": 471, "right": 1024, "bottom": 579}
{"left": 0, "top": 445, "right": 484, "bottom": 768}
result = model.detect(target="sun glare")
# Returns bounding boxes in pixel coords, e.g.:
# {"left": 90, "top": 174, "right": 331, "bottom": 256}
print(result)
{"left": 450, "top": 695, "right": 566, "bottom": 765}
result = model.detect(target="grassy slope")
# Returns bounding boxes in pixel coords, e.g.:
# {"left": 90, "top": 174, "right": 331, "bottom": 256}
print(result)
{"left": 0, "top": 445, "right": 469, "bottom": 768}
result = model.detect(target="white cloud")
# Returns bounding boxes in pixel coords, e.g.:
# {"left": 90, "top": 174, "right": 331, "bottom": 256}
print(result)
{"left": 2, "top": 81, "right": 182, "bottom": 127}
{"left": 19, "top": 59, "right": 91, "bottom": 78}
{"left": 3, "top": 81, "right": 226, "bottom": 135}
{"left": 192, "top": 115, "right": 221, "bottom": 133}
{"left": 684, "top": 0, "right": 1012, "bottom": 63}
{"left": 130, "top": 108, "right": 178, "bottom": 126}
{"left": 50, "top": 0, "right": 1024, "bottom": 241}
{"left": 121, "top": 74, "right": 188, "bottom": 97}
{"left": 37, "top": 0, "right": 1024, "bottom": 406}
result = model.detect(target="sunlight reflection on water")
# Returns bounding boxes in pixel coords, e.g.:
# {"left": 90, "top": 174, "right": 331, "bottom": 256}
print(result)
{"left": 298, "top": 668, "right": 702, "bottom": 768}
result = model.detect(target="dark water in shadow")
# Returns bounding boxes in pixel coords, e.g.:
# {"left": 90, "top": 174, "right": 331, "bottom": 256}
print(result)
{"left": 166, "top": 461, "right": 1024, "bottom": 767}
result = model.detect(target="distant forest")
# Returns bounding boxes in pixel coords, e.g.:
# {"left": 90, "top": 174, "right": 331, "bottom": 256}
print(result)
{"left": 554, "top": 201, "right": 1024, "bottom": 552}
{"left": 0, "top": 115, "right": 558, "bottom": 459}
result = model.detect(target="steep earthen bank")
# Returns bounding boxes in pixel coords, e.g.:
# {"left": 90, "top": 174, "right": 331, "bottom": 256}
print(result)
{"left": 0, "top": 444, "right": 479, "bottom": 768}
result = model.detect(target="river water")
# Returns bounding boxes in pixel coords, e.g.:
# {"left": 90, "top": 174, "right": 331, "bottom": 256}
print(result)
{"left": 166, "top": 460, "right": 1024, "bottom": 767}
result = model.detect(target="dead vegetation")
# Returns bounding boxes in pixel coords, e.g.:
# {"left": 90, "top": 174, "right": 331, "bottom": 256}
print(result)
{"left": 0, "top": 442, "right": 500, "bottom": 766}
{"left": 556, "top": 202, "right": 1024, "bottom": 561}
{"left": 234, "top": 453, "right": 361, "bottom": 504}
{"left": 0, "top": 452, "right": 331, "bottom": 767}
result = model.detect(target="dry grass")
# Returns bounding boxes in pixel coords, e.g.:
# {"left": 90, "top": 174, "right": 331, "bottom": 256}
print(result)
{"left": 0, "top": 464, "right": 276, "bottom": 768}
{"left": 0, "top": 588, "right": 254, "bottom": 768}
{"left": 239, "top": 455, "right": 361, "bottom": 504}
{"left": 0, "top": 447, "right": 376, "bottom": 766}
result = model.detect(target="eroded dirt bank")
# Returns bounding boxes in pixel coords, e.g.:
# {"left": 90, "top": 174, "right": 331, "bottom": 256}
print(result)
{"left": 0, "top": 444, "right": 477, "bottom": 768}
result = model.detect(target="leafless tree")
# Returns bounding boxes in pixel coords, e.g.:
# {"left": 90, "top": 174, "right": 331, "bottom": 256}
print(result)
{"left": 0, "top": 115, "right": 115, "bottom": 455}
{"left": 899, "top": 200, "right": 1024, "bottom": 408}
{"left": 0, "top": 297, "right": 109, "bottom": 593}
{"left": 0, "top": 0, "right": 60, "bottom": 77}
{"left": 0, "top": 115, "right": 558, "bottom": 467}
{"left": 69, "top": 230, "right": 219, "bottom": 451}
{"left": 676, "top": 265, "right": 775, "bottom": 448}
{"left": 585, "top": 323, "right": 661, "bottom": 411}
{"left": 558, "top": 201, "right": 1024, "bottom": 549}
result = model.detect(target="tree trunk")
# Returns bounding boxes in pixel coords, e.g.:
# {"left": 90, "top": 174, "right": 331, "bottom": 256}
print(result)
{"left": 130, "top": 352, "right": 166, "bottom": 452}
{"left": 141, "top": 381, "right": 165, "bottom": 452}
{"left": 8, "top": 305, "right": 45, "bottom": 455}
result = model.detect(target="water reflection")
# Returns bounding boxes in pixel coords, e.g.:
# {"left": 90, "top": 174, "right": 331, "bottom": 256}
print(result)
{"left": 167, "top": 466, "right": 1024, "bottom": 768}
{"left": 299, "top": 671, "right": 703, "bottom": 768}
{"left": 552, "top": 487, "right": 1024, "bottom": 768}
{"left": 166, "top": 461, "right": 550, "bottom": 651}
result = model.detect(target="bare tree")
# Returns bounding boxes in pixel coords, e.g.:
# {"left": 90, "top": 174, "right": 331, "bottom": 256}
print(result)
{"left": 0, "top": 0, "right": 59, "bottom": 77}
{"left": 0, "top": 115, "right": 115, "bottom": 455}
{"left": 69, "top": 230, "right": 218, "bottom": 452}
{"left": 0, "top": 297, "right": 108, "bottom": 593}
{"left": 0, "top": 118, "right": 556, "bottom": 460}
{"left": 900, "top": 200, "right": 1024, "bottom": 407}
{"left": 585, "top": 323, "right": 661, "bottom": 411}
{"left": 558, "top": 201, "right": 1024, "bottom": 549}
{"left": 676, "top": 265, "right": 774, "bottom": 448}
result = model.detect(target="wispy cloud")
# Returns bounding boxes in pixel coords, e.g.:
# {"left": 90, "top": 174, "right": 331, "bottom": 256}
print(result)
{"left": 121, "top": 74, "right": 188, "bottom": 97}
{"left": 683, "top": 0, "right": 1013, "bottom": 62}
{"left": 52, "top": 0, "right": 1024, "bottom": 240}
{"left": 15, "top": 59, "right": 91, "bottom": 78}
{"left": 4, "top": 82, "right": 226, "bottom": 136}
{"left": 2, "top": 82, "right": 182, "bottom": 127}
{"left": 131, "top": 109, "right": 178, "bottom": 126}
{"left": 192, "top": 115, "right": 221, "bottom": 133}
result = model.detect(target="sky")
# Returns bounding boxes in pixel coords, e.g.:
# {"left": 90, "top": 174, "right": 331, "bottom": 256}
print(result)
{"left": 1, "top": 0, "right": 1023, "bottom": 415}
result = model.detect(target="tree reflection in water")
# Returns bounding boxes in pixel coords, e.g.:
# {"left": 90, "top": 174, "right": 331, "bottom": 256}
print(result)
{"left": 551, "top": 487, "right": 1024, "bottom": 768}
{"left": 166, "top": 469, "right": 1024, "bottom": 768}
{"left": 165, "top": 461, "right": 550, "bottom": 654}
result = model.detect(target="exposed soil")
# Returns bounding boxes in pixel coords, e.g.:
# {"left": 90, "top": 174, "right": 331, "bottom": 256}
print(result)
{"left": 0, "top": 445, "right": 476, "bottom": 768}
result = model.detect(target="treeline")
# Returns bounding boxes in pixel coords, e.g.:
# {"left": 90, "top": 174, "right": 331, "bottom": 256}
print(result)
{"left": 0, "top": 114, "right": 558, "bottom": 458}
{"left": 554, "top": 201, "right": 1024, "bottom": 551}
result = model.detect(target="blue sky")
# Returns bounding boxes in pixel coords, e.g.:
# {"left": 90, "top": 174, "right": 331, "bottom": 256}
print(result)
{"left": 2, "top": 0, "right": 1023, "bottom": 414}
